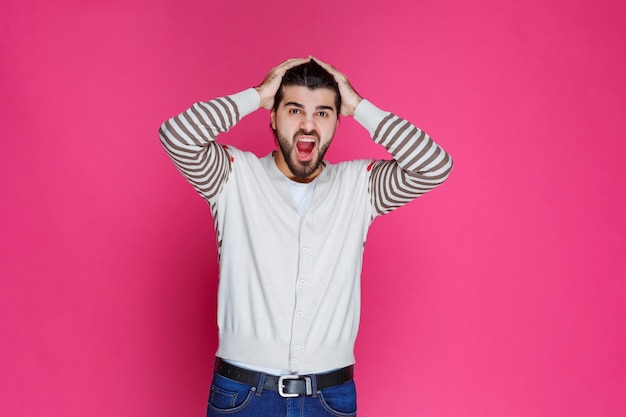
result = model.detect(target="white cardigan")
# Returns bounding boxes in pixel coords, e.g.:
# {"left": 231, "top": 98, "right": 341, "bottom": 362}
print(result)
{"left": 214, "top": 147, "right": 375, "bottom": 372}
{"left": 159, "top": 88, "right": 453, "bottom": 373}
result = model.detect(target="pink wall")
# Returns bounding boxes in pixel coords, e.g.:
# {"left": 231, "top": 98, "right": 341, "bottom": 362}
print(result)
{"left": 2, "top": 0, "right": 625, "bottom": 416}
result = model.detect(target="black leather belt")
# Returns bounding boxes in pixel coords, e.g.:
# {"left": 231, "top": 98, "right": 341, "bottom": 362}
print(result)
{"left": 214, "top": 358, "right": 354, "bottom": 397}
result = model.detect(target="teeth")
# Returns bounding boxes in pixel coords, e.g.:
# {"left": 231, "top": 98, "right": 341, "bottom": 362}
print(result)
{"left": 298, "top": 138, "right": 315, "bottom": 142}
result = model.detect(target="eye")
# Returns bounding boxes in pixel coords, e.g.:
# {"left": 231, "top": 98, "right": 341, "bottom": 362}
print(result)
{"left": 289, "top": 108, "right": 301, "bottom": 114}
{"left": 318, "top": 111, "right": 327, "bottom": 117}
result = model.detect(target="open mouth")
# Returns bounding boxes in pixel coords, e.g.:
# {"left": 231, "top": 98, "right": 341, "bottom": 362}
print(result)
{"left": 295, "top": 138, "right": 316, "bottom": 161}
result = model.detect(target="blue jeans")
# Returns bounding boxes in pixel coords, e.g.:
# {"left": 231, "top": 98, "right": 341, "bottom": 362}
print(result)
{"left": 207, "top": 373, "right": 357, "bottom": 417}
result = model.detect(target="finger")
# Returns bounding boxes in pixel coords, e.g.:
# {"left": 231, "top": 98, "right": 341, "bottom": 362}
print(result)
{"left": 277, "top": 57, "right": 310, "bottom": 72}
{"left": 256, "top": 57, "right": 312, "bottom": 109}
{"left": 311, "top": 57, "right": 352, "bottom": 89}
{"left": 263, "top": 58, "right": 309, "bottom": 84}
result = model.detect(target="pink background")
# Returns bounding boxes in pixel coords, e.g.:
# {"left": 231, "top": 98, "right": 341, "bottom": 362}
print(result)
{"left": 2, "top": 0, "right": 625, "bottom": 416}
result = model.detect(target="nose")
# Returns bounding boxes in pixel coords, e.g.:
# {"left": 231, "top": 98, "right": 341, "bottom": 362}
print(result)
{"left": 299, "top": 113, "right": 315, "bottom": 132}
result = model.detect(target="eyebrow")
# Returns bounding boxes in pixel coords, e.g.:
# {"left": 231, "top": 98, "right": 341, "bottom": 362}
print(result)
{"left": 284, "top": 101, "right": 336, "bottom": 113}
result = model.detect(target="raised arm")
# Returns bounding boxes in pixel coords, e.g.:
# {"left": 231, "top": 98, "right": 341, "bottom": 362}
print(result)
{"left": 314, "top": 57, "right": 453, "bottom": 215}
{"left": 158, "top": 94, "right": 247, "bottom": 202}
{"left": 159, "top": 58, "right": 309, "bottom": 202}
{"left": 365, "top": 108, "right": 453, "bottom": 215}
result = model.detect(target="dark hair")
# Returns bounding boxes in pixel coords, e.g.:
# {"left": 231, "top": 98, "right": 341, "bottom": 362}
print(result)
{"left": 272, "top": 60, "right": 341, "bottom": 113}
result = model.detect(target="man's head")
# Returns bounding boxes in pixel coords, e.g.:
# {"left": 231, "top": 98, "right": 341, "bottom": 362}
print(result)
{"left": 271, "top": 60, "right": 341, "bottom": 183}
{"left": 272, "top": 60, "right": 341, "bottom": 114}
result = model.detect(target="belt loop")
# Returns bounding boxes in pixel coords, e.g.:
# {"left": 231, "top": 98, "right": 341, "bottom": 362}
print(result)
{"left": 310, "top": 374, "right": 319, "bottom": 398}
{"left": 255, "top": 373, "right": 266, "bottom": 396}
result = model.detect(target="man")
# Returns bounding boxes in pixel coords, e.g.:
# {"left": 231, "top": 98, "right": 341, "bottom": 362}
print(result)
{"left": 159, "top": 57, "right": 453, "bottom": 416}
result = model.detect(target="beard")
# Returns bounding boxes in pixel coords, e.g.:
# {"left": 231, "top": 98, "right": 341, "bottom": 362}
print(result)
{"left": 275, "top": 129, "right": 331, "bottom": 180}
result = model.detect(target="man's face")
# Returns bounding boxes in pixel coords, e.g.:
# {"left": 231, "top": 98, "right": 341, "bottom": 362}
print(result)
{"left": 271, "top": 85, "right": 339, "bottom": 182}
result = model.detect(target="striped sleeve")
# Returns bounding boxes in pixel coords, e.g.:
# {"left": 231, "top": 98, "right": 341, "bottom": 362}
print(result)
{"left": 355, "top": 100, "right": 453, "bottom": 215}
{"left": 158, "top": 89, "right": 260, "bottom": 202}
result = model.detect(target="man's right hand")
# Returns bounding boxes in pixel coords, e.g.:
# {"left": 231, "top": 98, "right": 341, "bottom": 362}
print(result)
{"left": 254, "top": 57, "right": 310, "bottom": 110}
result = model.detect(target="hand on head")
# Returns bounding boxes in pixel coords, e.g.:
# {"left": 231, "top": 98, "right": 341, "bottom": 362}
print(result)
{"left": 309, "top": 56, "right": 363, "bottom": 117}
{"left": 255, "top": 57, "right": 363, "bottom": 116}
{"left": 255, "top": 58, "right": 310, "bottom": 110}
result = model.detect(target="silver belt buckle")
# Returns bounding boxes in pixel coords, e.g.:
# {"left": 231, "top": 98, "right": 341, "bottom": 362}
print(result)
{"left": 278, "top": 375, "right": 313, "bottom": 397}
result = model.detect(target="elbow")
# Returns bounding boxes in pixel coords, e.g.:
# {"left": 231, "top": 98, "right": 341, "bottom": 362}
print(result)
{"left": 444, "top": 153, "right": 454, "bottom": 176}
{"left": 439, "top": 153, "right": 454, "bottom": 183}
{"left": 158, "top": 120, "right": 172, "bottom": 146}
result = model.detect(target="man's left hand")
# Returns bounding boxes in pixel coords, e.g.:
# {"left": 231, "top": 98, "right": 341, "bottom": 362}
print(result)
{"left": 311, "top": 57, "right": 363, "bottom": 117}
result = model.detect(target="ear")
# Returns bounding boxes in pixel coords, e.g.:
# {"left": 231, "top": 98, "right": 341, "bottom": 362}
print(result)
{"left": 270, "top": 109, "right": 276, "bottom": 130}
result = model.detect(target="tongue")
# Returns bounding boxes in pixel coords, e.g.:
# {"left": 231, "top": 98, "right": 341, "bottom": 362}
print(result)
{"left": 296, "top": 141, "right": 315, "bottom": 153}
